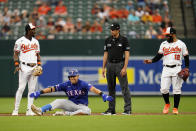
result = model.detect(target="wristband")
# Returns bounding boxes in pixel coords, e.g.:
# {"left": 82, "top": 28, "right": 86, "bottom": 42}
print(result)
{"left": 37, "top": 60, "right": 42, "bottom": 66}
{"left": 99, "top": 92, "right": 103, "bottom": 96}
{"left": 14, "top": 61, "right": 19, "bottom": 67}
{"left": 40, "top": 90, "right": 44, "bottom": 94}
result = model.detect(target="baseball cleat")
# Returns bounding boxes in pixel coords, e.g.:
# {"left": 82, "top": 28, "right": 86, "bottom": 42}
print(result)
{"left": 26, "top": 109, "right": 35, "bottom": 116}
{"left": 101, "top": 110, "right": 116, "bottom": 115}
{"left": 163, "top": 104, "right": 170, "bottom": 114}
{"left": 31, "top": 104, "right": 42, "bottom": 116}
{"left": 122, "top": 111, "right": 131, "bottom": 115}
{"left": 172, "top": 108, "right": 179, "bottom": 115}
{"left": 12, "top": 110, "right": 18, "bottom": 116}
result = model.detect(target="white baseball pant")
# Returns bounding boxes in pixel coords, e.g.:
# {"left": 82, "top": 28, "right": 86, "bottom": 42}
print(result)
{"left": 50, "top": 99, "right": 91, "bottom": 115}
{"left": 160, "top": 66, "right": 183, "bottom": 94}
{"left": 14, "top": 63, "right": 37, "bottom": 112}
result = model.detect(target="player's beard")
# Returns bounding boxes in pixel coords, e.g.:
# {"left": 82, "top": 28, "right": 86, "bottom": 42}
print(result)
{"left": 167, "top": 35, "right": 174, "bottom": 43}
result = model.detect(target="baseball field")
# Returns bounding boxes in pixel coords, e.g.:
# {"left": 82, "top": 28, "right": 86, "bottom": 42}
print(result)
{"left": 0, "top": 96, "right": 195, "bottom": 131}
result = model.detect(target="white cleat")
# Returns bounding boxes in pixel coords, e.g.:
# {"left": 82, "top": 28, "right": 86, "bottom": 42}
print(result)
{"left": 31, "top": 104, "right": 42, "bottom": 116}
{"left": 12, "top": 110, "right": 18, "bottom": 116}
{"left": 26, "top": 109, "right": 35, "bottom": 116}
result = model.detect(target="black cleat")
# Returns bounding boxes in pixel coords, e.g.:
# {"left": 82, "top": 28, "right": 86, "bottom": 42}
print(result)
{"left": 101, "top": 110, "right": 116, "bottom": 115}
{"left": 121, "top": 111, "right": 131, "bottom": 115}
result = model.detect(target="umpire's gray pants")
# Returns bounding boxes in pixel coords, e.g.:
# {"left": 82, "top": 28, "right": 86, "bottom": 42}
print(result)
{"left": 106, "top": 62, "right": 131, "bottom": 112}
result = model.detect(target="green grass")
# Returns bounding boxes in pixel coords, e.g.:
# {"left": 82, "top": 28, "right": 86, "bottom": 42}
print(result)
{"left": 0, "top": 96, "right": 196, "bottom": 131}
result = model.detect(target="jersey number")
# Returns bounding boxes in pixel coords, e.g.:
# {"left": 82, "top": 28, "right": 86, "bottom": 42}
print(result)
{"left": 175, "top": 54, "right": 180, "bottom": 60}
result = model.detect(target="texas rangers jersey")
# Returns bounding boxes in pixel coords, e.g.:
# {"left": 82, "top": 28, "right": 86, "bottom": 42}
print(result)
{"left": 158, "top": 40, "right": 188, "bottom": 65}
{"left": 54, "top": 79, "right": 92, "bottom": 105}
{"left": 14, "top": 36, "right": 40, "bottom": 63}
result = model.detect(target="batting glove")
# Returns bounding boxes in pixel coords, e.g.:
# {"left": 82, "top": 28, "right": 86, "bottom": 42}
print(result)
{"left": 102, "top": 94, "right": 113, "bottom": 102}
{"left": 30, "top": 91, "right": 41, "bottom": 99}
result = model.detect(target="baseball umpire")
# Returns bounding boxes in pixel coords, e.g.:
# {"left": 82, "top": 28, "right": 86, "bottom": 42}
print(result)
{"left": 30, "top": 69, "right": 113, "bottom": 116}
{"left": 102, "top": 23, "right": 131, "bottom": 115}
{"left": 12, "top": 23, "right": 42, "bottom": 116}
{"left": 144, "top": 27, "right": 190, "bottom": 115}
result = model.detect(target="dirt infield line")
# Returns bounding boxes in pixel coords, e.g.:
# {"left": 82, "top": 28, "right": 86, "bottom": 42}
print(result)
{"left": 1, "top": 112, "right": 196, "bottom": 116}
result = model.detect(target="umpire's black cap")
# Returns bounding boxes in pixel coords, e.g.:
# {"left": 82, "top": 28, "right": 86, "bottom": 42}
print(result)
{"left": 110, "top": 23, "right": 120, "bottom": 30}
{"left": 25, "top": 23, "right": 36, "bottom": 32}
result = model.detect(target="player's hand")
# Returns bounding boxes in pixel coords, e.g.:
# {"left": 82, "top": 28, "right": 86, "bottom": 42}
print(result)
{"left": 30, "top": 91, "right": 41, "bottom": 99}
{"left": 14, "top": 67, "right": 21, "bottom": 74}
{"left": 102, "top": 94, "right": 113, "bottom": 102}
{"left": 144, "top": 59, "right": 152, "bottom": 64}
{"left": 102, "top": 68, "right": 106, "bottom": 78}
{"left": 120, "top": 68, "right": 127, "bottom": 77}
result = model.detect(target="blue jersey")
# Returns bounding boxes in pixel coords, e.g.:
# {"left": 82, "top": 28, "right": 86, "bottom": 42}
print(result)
{"left": 54, "top": 79, "right": 92, "bottom": 105}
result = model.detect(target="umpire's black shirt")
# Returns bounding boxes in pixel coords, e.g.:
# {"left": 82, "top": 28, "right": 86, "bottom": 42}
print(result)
{"left": 104, "top": 34, "right": 130, "bottom": 63}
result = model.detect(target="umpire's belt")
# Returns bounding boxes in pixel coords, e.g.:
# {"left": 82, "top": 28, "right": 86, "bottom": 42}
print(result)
{"left": 164, "top": 64, "right": 181, "bottom": 68}
{"left": 109, "top": 59, "right": 123, "bottom": 63}
{"left": 22, "top": 62, "right": 36, "bottom": 67}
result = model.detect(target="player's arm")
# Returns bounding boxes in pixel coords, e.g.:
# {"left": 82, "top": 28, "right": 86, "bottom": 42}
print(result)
{"left": 40, "top": 86, "right": 56, "bottom": 94}
{"left": 144, "top": 53, "right": 163, "bottom": 64}
{"left": 90, "top": 86, "right": 113, "bottom": 102}
{"left": 90, "top": 86, "right": 102, "bottom": 95}
{"left": 121, "top": 51, "right": 129, "bottom": 77}
{"left": 13, "top": 51, "right": 21, "bottom": 74}
{"left": 29, "top": 84, "right": 64, "bottom": 99}
{"left": 102, "top": 51, "right": 108, "bottom": 78}
{"left": 36, "top": 53, "right": 42, "bottom": 66}
{"left": 123, "top": 51, "right": 129, "bottom": 69}
{"left": 184, "top": 55, "right": 189, "bottom": 69}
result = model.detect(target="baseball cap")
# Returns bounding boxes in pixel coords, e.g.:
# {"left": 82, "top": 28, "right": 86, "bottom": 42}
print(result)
{"left": 25, "top": 23, "right": 36, "bottom": 32}
{"left": 68, "top": 69, "right": 79, "bottom": 77}
{"left": 163, "top": 27, "right": 176, "bottom": 35}
{"left": 110, "top": 23, "right": 120, "bottom": 30}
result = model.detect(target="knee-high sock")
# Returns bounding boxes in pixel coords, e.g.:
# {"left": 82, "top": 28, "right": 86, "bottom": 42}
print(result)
{"left": 174, "top": 94, "right": 181, "bottom": 108}
{"left": 162, "top": 93, "right": 170, "bottom": 104}
{"left": 41, "top": 104, "right": 52, "bottom": 112}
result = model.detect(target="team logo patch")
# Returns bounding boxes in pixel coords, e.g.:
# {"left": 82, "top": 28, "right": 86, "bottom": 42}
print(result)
{"left": 107, "top": 44, "right": 111, "bottom": 47}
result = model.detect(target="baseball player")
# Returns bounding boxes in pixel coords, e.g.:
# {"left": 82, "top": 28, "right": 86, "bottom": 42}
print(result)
{"left": 144, "top": 27, "right": 189, "bottom": 114}
{"left": 30, "top": 69, "right": 113, "bottom": 116}
{"left": 12, "top": 23, "right": 42, "bottom": 116}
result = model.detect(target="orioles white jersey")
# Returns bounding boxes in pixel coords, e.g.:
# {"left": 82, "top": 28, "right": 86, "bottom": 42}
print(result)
{"left": 14, "top": 36, "right": 40, "bottom": 63}
{"left": 158, "top": 40, "right": 188, "bottom": 65}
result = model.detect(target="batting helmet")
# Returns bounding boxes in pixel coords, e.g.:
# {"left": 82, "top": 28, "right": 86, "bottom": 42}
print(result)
{"left": 68, "top": 69, "right": 79, "bottom": 78}
{"left": 25, "top": 23, "right": 36, "bottom": 33}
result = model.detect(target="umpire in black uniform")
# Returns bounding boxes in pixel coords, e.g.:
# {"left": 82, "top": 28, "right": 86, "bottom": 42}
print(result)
{"left": 102, "top": 23, "right": 131, "bottom": 115}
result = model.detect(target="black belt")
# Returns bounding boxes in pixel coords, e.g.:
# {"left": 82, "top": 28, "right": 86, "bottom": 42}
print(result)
{"left": 22, "top": 62, "right": 36, "bottom": 67}
{"left": 109, "top": 59, "right": 123, "bottom": 63}
{"left": 164, "top": 65, "right": 180, "bottom": 68}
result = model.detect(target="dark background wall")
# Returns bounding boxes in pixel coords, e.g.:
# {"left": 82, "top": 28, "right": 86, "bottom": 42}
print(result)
{"left": 0, "top": 39, "right": 195, "bottom": 96}
{"left": 1, "top": 39, "right": 196, "bottom": 56}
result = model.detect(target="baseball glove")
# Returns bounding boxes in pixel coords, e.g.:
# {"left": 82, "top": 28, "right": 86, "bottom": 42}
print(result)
{"left": 32, "top": 66, "right": 43, "bottom": 76}
{"left": 178, "top": 68, "right": 190, "bottom": 81}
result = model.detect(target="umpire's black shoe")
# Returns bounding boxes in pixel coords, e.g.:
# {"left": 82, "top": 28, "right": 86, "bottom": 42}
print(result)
{"left": 121, "top": 111, "right": 131, "bottom": 115}
{"left": 101, "top": 110, "right": 116, "bottom": 115}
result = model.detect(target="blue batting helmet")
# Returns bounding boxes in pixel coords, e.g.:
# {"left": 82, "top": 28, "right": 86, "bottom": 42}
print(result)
{"left": 68, "top": 69, "right": 79, "bottom": 77}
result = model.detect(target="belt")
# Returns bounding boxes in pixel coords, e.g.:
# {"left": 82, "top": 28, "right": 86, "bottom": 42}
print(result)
{"left": 22, "top": 62, "right": 36, "bottom": 67}
{"left": 164, "top": 64, "right": 180, "bottom": 68}
{"left": 109, "top": 59, "right": 123, "bottom": 63}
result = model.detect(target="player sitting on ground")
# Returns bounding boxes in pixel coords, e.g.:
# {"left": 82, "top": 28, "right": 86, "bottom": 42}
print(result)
{"left": 30, "top": 69, "right": 113, "bottom": 116}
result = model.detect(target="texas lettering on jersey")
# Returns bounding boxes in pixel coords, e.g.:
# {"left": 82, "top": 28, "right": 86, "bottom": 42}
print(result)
{"left": 163, "top": 46, "right": 181, "bottom": 56}
{"left": 66, "top": 89, "right": 86, "bottom": 96}
{"left": 21, "top": 43, "right": 38, "bottom": 53}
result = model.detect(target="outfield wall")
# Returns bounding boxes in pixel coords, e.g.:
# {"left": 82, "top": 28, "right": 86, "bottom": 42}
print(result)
{"left": 0, "top": 39, "right": 196, "bottom": 96}
{"left": 1, "top": 56, "right": 196, "bottom": 96}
